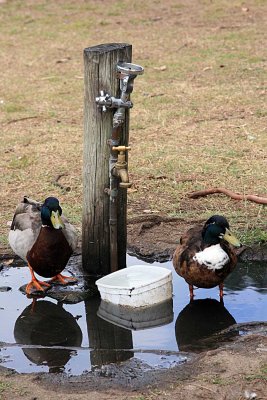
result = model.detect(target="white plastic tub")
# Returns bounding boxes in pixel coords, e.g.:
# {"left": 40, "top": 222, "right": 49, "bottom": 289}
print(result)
{"left": 95, "top": 265, "right": 173, "bottom": 308}
{"left": 97, "top": 298, "right": 173, "bottom": 330}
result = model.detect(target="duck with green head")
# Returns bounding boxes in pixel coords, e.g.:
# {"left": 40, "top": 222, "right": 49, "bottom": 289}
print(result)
{"left": 173, "top": 215, "right": 241, "bottom": 300}
{"left": 9, "top": 196, "right": 78, "bottom": 295}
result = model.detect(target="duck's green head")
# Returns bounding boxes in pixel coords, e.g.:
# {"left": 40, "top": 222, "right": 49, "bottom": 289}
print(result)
{"left": 202, "top": 215, "right": 241, "bottom": 247}
{"left": 41, "top": 197, "right": 64, "bottom": 229}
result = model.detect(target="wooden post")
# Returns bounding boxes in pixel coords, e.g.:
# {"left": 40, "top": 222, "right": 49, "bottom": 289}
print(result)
{"left": 82, "top": 43, "right": 132, "bottom": 276}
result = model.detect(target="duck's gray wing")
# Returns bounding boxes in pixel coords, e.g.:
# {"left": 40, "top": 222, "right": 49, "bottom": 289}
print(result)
{"left": 9, "top": 198, "right": 42, "bottom": 261}
{"left": 62, "top": 215, "right": 78, "bottom": 252}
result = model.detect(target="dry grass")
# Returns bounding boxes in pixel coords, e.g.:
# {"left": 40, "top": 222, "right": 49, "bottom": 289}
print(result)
{"left": 0, "top": 0, "right": 266, "bottom": 251}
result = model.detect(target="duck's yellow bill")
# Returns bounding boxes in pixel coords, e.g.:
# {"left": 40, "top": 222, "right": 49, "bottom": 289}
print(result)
{"left": 223, "top": 228, "right": 241, "bottom": 247}
{"left": 50, "top": 210, "right": 64, "bottom": 229}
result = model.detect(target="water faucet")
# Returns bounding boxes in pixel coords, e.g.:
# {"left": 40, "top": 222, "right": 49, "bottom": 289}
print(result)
{"left": 95, "top": 62, "right": 144, "bottom": 116}
{"left": 111, "top": 146, "right": 132, "bottom": 188}
{"left": 95, "top": 63, "right": 143, "bottom": 192}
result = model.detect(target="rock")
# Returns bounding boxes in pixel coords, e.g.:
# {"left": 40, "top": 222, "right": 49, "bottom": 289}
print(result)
{"left": 19, "top": 280, "right": 98, "bottom": 304}
{"left": 0, "top": 286, "right": 12, "bottom": 292}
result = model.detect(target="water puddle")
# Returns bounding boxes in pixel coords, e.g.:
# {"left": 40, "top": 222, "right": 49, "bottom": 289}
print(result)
{"left": 0, "top": 255, "right": 266, "bottom": 375}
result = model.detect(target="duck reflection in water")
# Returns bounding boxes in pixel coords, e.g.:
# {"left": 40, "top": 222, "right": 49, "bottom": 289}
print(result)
{"left": 175, "top": 299, "right": 237, "bottom": 353}
{"left": 14, "top": 300, "right": 82, "bottom": 373}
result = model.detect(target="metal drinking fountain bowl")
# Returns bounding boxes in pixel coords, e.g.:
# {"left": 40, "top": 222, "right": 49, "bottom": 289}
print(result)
{"left": 117, "top": 62, "right": 144, "bottom": 76}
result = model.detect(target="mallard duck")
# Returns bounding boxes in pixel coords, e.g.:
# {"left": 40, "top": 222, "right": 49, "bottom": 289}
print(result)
{"left": 173, "top": 215, "right": 241, "bottom": 300}
{"left": 9, "top": 196, "right": 78, "bottom": 295}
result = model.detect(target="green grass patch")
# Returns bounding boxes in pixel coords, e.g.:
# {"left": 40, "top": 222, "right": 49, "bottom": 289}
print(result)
{"left": 0, "top": 382, "right": 11, "bottom": 397}
{"left": 0, "top": 235, "right": 9, "bottom": 247}
{"left": 245, "top": 364, "right": 267, "bottom": 381}
{"left": 4, "top": 103, "right": 26, "bottom": 113}
{"left": 239, "top": 227, "right": 267, "bottom": 246}
{"left": 8, "top": 155, "right": 33, "bottom": 170}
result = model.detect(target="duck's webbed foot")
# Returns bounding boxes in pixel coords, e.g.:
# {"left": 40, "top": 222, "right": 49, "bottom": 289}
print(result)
{"left": 26, "top": 263, "right": 51, "bottom": 295}
{"left": 26, "top": 278, "right": 50, "bottom": 295}
{"left": 49, "top": 273, "right": 77, "bottom": 285}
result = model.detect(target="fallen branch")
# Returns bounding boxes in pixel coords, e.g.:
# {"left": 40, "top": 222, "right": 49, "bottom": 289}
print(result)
{"left": 188, "top": 187, "right": 267, "bottom": 205}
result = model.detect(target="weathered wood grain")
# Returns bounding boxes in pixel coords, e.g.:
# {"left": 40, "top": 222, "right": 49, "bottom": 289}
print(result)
{"left": 82, "top": 43, "right": 132, "bottom": 275}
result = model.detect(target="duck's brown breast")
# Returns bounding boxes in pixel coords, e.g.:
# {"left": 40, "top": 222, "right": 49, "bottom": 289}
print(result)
{"left": 26, "top": 227, "right": 73, "bottom": 278}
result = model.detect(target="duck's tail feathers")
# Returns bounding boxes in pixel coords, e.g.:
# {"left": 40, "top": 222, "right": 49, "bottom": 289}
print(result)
{"left": 22, "top": 196, "right": 43, "bottom": 210}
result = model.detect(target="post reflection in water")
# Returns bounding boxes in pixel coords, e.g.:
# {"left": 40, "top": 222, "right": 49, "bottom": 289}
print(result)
{"left": 14, "top": 300, "right": 83, "bottom": 373}
{"left": 85, "top": 297, "right": 134, "bottom": 368}
{"left": 175, "top": 299, "right": 237, "bottom": 353}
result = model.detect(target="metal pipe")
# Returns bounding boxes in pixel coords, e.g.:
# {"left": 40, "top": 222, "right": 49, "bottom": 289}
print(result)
{"left": 109, "top": 175, "right": 118, "bottom": 273}
{"left": 109, "top": 77, "right": 131, "bottom": 271}
{"left": 109, "top": 130, "right": 120, "bottom": 272}
{"left": 96, "top": 63, "right": 144, "bottom": 272}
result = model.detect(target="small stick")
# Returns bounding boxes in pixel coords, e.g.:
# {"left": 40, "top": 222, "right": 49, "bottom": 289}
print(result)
{"left": 52, "top": 173, "right": 71, "bottom": 192}
{"left": 190, "top": 384, "right": 218, "bottom": 394}
{"left": 188, "top": 187, "right": 267, "bottom": 205}
{"left": 7, "top": 116, "right": 38, "bottom": 124}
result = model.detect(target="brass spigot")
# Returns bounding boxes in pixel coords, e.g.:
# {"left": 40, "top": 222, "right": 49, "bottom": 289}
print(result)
{"left": 112, "top": 146, "right": 132, "bottom": 188}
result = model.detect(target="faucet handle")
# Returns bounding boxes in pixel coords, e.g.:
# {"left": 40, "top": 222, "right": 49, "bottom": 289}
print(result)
{"left": 112, "top": 146, "right": 131, "bottom": 152}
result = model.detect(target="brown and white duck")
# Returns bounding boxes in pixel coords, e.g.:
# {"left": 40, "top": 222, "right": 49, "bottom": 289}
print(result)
{"left": 173, "top": 215, "right": 241, "bottom": 300}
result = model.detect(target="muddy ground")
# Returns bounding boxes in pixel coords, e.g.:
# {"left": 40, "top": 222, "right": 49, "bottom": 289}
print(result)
{"left": 0, "top": 227, "right": 266, "bottom": 400}
{"left": 0, "top": 326, "right": 266, "bottom": 400}
{"left": 127, "top": 215, "right": 267, "bottom": 263}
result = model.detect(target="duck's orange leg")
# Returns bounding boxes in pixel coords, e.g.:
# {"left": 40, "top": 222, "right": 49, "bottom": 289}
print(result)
{"left": 219, "top": 283, "right": 224, "bottom": 300}
{"left": 49, "top": 273, "right": 77, "bottom": 285}
{"left": 189, "top": 284, "right": 194, "bottom": 301}
{"left": 30, "top": 298, "right": 37, "bottom": 313}
{"left": 26, "top": 263, "right": 51, "bottom": 295}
